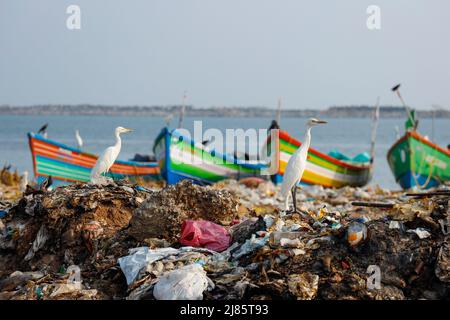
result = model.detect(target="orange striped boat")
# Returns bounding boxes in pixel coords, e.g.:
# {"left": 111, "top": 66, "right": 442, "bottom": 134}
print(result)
{"left": 28, "top": 132, "right": 161, "bottom": 185}
{"left": 268, "top": 130, "right": 372, "bottom": 188}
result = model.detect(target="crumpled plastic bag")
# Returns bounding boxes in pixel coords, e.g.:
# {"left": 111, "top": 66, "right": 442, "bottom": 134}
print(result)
{"left": 118, "top": 246, "right": 219, "bottom": 285}
{"left": 180, "top": 220, "right": 231, "bottom": 252}
{"left": 407, "top": 227, "right": 431, "bottom": 239}
{"left": 232, "top": 233, "right": 269, "bottom": 259}
{"left": 153, "top": 264, "right": 213, "bottom": 300}
{"left": 118, "top": 247, "right": 180, "bottom": 285}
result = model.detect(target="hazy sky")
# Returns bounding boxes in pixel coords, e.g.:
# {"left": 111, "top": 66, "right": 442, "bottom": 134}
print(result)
{"left": 1, "top": 0, "right": 449, "bottom": 109}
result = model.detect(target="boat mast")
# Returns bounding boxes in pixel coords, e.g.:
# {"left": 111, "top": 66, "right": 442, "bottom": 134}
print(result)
{"left": 178, "top": 91, "right": 187, "bottom": 129}
{"left": 369, "top": 97, "right": 380, "bottom": 163}
{"left": 391, "top": 84, "right": 416, "bottom": 129}
{"left": 431, "top": 104, "right": 440, "bottom": 142}
{"left": 276, "top": 97, "right": 282, "bottom": 125}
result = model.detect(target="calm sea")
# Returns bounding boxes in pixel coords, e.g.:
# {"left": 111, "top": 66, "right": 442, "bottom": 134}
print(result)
{"left": 0, "top": 115, "right": 449, "bottom": 189}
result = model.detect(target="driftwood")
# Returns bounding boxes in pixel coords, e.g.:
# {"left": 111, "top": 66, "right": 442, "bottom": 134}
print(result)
{"left": 405, "top": 191, "right": 450, "bottom": 198}
{"left": 351, "top": 201, "right": 394, "bottom": 208}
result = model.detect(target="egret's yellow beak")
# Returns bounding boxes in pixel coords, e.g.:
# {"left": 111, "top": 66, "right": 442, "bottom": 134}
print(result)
{"left": 124, "top": 128, "right": 133, "bottom": 133}
{"left": 314, "top": 119, "right": 327, "bottom": 124}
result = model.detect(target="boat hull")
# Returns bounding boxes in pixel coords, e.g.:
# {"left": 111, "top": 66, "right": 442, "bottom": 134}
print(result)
{"left": 28, "top": 133, "right": 161, "bottom": 186}
{"left": 387, "top": 131, "right": 450, "bottom": 189}
{"left": 267, "top": 130, "right": 372, "bottom": 188}
{"left": 153, "top": 128, "right": 267, "bottom": 185}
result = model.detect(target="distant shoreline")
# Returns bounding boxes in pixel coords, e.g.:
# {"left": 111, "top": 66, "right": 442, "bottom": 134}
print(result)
{"left": 0, "top": 105, "right": 449, "bottom": 118}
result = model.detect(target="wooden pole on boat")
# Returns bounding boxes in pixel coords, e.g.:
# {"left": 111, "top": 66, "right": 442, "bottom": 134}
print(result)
{"left": 431, "top": 104, "right": 441, "bottom": 142}
{"left": 391, "top": 84, "right": 416, "bottom": 128}
{"left": 276, "top": 97, "right": 282, "bottom": 125}
{"left": 369, "top": 96, "right": 380, "bottom": 163}
{"left": 178, "top": 91, "right": 187, "bottom": 128}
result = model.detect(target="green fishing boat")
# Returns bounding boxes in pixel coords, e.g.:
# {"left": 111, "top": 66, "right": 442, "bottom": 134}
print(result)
{"left": 153, "top": 127, "right": 267, "bottom": 185}
{"left": 387, "top": 130, "right": 450, "bottom": 189}
{"left": 388, "top": 84, "right": 450, "bottom": 189}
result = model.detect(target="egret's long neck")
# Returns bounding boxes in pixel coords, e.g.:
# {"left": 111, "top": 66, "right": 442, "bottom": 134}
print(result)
{"left": 115, "top": 131, "right": 122, "bottom": 148}
{"left": 302, "top": 126, "right": 312, "bottom": 150}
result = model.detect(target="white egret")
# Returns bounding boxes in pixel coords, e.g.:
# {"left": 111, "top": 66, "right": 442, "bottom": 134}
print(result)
{"left": 90, "top": 126, "right": 133, "bottom": 184}
{"left": 75, "top": 129, "right": 83, "bottom": 149}
{"left": 20, "top": 171, "right": 28, "bottom": 193}
{"left": 280, "top": 118, "right": 327, "bottom": 212}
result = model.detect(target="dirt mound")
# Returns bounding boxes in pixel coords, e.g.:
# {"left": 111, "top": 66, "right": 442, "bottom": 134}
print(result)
{"left": 129, "top": 180, "right": 239, "bottom": 242}
{"left": 0, "top": 182, "right": 149, "bottom": 275}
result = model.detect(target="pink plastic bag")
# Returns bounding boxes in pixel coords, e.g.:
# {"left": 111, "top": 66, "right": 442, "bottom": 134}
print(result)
{"left": 180, "top": 220, "right": 231, "bottom": 252}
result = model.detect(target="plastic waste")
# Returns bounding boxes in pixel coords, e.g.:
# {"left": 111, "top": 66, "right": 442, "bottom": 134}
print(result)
{"left": 118, "top": 246, "right": 219, "bottom": 285}
{"left": 287, "top": 273, "right": 319, "bottom": 300}
{"left": 230, "top": 217, "right": 265, "bottom": 244}
{"left": 232, "top": 233, "right": 269, "bottom": 259}
{"left": 438, "top": 217, "right": 450, "bottom": 235}
{"left": 407, "top": 228, "right": 431, "bottom": 239}
{"left": 49, "top": 283, "right": 82, "bottom": 298}
{"left": 0, "top": 210, "right": 8, "bottom": 219}
{"left": 270, "top": 231, "right": 302, "bottom": 246}
{"left": 346, "top": 222, "right": 367, "bottom": 247}
{"left": 180, "top": 220, "right": 231, "bottom": 252}
{"left": 153, "top": 264, "right": 213, "bottom": 300}
{"left": 389, "top": 221, "right": 400, "bottom": 229}
{"left": 24, "top": 225, "right": 49, "bottom": 261}
{"left": 263, "top": 215, "right": 275, "bottom": 228}
{"left": 280, "top": 238, "right": 302, "bottom": 248}
{"left": 118, "top": 247, "right": 180, "bottom": 285}
{"left": 435, "top": 243, "right": 450, "bottom": 282}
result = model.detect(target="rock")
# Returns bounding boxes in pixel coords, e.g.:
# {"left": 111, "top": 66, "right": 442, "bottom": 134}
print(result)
{"left": 129, "top": 180, "right": 239, "bottom": 242}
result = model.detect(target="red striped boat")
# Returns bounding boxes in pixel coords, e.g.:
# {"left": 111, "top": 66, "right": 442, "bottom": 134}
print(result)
{"left": 28, "top": 132, "right": 161, "bottom": 185}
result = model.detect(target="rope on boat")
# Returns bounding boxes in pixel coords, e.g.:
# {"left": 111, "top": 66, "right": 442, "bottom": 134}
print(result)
{"left": 409, "top": 135, "right": 436, "bottom": 189}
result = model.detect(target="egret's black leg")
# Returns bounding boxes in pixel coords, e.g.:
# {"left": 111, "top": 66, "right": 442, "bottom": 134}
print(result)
{"left": 293, "top": 185, "right": 298, "bottom": 213}
{"left": 289, "top": 187, "right": 295, "bottom": 213}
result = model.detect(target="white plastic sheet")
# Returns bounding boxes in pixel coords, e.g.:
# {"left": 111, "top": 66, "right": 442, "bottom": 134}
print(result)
{"left": 153, "top": 264, "right": 213, "bottom": 300}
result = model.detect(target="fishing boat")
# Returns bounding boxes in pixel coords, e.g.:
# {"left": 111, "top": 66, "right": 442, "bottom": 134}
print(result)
{"left": 387, "top": 83, "right": 450, "bottom": 189}
{"left": 387, "top": 130, "right": 450, "bottom": 189}
{"left": 28, "top": 132, "right": 161, "bottom": 185}
{"left": 266, "top": 130, "right": 373, "bottom": 188}
{"left": 153, "top": 127, "right": 267, "bottom": 185}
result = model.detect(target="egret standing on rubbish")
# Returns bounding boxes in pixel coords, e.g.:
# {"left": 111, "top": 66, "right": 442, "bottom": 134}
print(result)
{"left": 75, "top": 129, "right": 83, "bottom": 149}
{"left": 90, "top": 126, "right": 133, "bottom": 183}
{"left": 280, "top": 118, "right": 327, "bottom": 212}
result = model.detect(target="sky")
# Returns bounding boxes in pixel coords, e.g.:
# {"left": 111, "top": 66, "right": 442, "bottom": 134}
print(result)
{"left": 0, "top": 0, "right": 449, "bottom": 109}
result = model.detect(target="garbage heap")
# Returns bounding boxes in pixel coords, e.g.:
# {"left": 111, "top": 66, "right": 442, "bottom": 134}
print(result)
{"left": 0, "top": 179, "right": 449, "bottom": 300}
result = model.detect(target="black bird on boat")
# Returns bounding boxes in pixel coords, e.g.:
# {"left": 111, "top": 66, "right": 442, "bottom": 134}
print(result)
{"left": 38, "top": 123, "right": 48, "bottom": 134}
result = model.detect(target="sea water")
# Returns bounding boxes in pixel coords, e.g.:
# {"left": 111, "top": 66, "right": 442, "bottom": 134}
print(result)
{"left": 0, "top": 115, "right": 448, "bottom": 189}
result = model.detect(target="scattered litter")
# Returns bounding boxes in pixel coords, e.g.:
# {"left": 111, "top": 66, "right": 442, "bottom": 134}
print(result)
{"left": 0, "top": 178, "right": 449, "bottom": 300}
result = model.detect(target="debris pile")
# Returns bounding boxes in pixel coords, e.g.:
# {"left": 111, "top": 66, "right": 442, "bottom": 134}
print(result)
{"left": 0, "top": 178, "right": 449, "bottom": 300}
{"left": 129, "top": 180, "right": 238, "bottom": 242}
